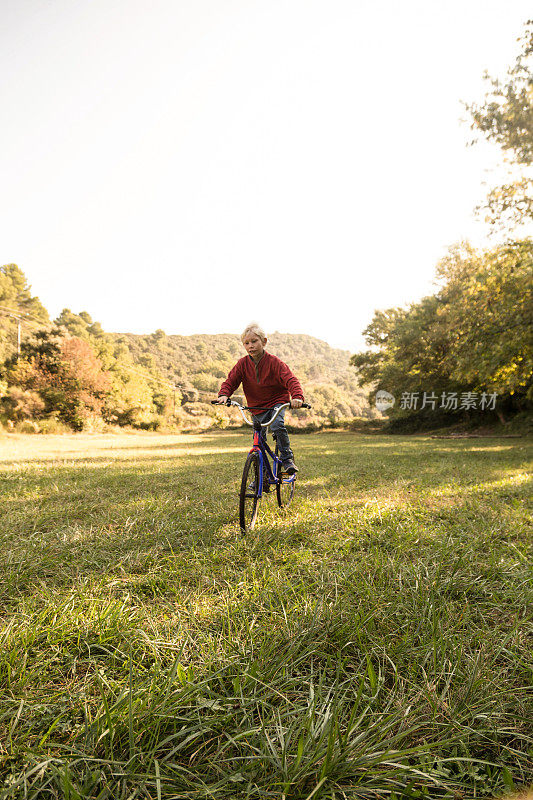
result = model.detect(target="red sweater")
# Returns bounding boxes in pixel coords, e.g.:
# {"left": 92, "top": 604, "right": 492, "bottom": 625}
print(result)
{"left": 219, "top": 352, "right": 304, "bottom": 411}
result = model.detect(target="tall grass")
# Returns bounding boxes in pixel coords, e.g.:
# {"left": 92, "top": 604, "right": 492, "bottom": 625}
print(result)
{"left": 0, "top": 430, "right": 531, "bottom": 798}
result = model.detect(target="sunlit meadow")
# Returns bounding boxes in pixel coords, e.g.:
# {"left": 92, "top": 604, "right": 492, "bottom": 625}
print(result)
{"left": 0, "top": 429, "right": 532, "bottom": 799}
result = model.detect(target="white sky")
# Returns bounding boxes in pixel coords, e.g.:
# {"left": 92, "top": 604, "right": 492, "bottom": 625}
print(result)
{"left": 1, "top": 0, "right": 531, "bottom": 352}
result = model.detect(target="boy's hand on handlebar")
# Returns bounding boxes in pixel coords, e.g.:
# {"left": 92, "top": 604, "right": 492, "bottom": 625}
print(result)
{"left": 217, "top": 396, "right": 229, "bottom": 404}
{"left": 290, "top": 398, "right": 303, "bottom": 409}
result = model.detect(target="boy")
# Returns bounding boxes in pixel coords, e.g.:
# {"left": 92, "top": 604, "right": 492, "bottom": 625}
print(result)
{"left": 217, "top": 323, "right": 304, "bottom": 474}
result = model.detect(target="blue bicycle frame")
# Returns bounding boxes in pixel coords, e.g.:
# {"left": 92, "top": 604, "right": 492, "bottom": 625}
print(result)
{"left": 249, "top": 421, "right": 296, "bottom": 499}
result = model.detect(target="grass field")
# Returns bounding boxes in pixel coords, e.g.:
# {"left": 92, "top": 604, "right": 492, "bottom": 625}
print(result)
{"left": 0, "top": 429, "right": 532, "bottom": 799}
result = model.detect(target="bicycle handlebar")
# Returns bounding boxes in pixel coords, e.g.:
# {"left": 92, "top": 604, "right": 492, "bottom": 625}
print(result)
{"left": 210, "top": 399, "right": 311, "bottom": 428}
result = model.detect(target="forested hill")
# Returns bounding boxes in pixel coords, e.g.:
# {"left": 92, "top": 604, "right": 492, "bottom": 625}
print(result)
{"left": 113, "top": 330, "right": 371, "bottom": 421}
{"left": 0, "top": 263, "right": 371, "bottom": 431}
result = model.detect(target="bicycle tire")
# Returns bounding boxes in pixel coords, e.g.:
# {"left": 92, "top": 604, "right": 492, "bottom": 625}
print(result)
{"left": 276, "top": 473, "right": 295, "bottom": 509}
{"left": 239, "top": 452, "right": 261, "bottom": 531}
{"left": 275, "top": 444, "right": 295, "bottom": 509}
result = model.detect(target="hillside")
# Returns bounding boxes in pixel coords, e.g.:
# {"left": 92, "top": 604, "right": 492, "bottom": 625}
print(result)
{"left": 0, "top": 264, "right": 372, "bottom": 431}
{"left": 113, "top": 330, "right": 373, "bottom": 423}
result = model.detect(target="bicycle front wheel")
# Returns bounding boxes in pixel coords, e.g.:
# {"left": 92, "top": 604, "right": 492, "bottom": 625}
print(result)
{"left": 239, "top": 452, "right": 261, "bottom": 531}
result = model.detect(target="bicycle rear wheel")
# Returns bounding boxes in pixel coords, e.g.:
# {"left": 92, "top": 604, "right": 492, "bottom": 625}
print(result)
{"left": 275, "top": 444, "right": 295, "bottom": 509}
{"left": 239, "top": 452, "right": 261, "bottom": 531}
{"left": 276, "top": 474, "right": 295, "bottom": 509}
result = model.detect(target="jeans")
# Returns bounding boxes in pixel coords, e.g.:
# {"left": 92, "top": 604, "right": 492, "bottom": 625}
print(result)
{"left": 252, "top": 404, "right": 294, "bottom": 463}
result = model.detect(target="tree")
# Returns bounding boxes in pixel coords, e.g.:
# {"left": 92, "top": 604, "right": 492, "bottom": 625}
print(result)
{"left": 54, "top": 308, "right": 117, "bottom": 370}
{"left": 152, "top": 329, "right": 166, "bottom": 345}
{"left": 0, "top": 265, "right": 49, "bottom": 321}
{"left": 5, "top": 330, "right": 112, "bottom": 429}
{"left": 55, "top": 308, "right": 93, "bottom": 339}
{"left": 1, "top": 387, "right": 45, "bottom": 421}
{"left": 0, "top": 264, "right": 50, "bottom": 361}
{"left": 105, "top": 339, "right": 155, "bottom": 426}
{"left": 351, "top": 298, "right": 455, "bottom": 396}
{"left": 351, "top": 239, "right": 533, "bottom": 418}
{"left": 437, "top": 240, "right": 532, "bottom": 396}
{"left": 466, "top": 20, "right": 533, "bottom": 228}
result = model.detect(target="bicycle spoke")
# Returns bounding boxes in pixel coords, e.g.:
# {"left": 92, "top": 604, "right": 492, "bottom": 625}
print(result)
{"left": 275, "top": 446, "right": 296, "bottom": 509}
{"left": 239, "top": 453, "right": 260, "bottom": 531}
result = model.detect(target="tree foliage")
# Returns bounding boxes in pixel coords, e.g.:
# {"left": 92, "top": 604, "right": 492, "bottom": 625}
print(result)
{"left": 352, "top": 22, "right": 533, "bottom": 429}
{"left": 0, "top": 265, "right": 368, "bottom": 430}
{"left": 1, "top": 387, "right": 45, "bottom": 421}
{"left": 0, "top": 264, "right": 49, "bottom": 322}
{"left": 351, "top": 239, "right": 533, "bottom": 416}
{"left": 0, "top": 264, "right": 50, "bottom": 362}
{"left": 466, "top": 20, "right": 533, "bottom": 227}
{"left": 435, "top": 240, "right": 532, "bottom": 394}
{"left": 5, "top": 330, "right": 112, "bottom": 429}
{"left": 52, "top": 310, "right": 173, "bottom": 425}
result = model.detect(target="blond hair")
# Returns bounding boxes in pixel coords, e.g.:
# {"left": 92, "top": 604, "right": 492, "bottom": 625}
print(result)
{"left": 241, "top": 322, "right": 267, "bottom": 342}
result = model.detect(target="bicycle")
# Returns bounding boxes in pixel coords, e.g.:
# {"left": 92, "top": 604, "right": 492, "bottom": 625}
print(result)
{"left": 211, "top": 399, "right": 311, "bottom": 531}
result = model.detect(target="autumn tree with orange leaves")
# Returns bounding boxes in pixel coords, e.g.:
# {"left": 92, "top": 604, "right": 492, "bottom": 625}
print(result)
{"left": 5, "top": 330, "right": 111, "bottom": 429}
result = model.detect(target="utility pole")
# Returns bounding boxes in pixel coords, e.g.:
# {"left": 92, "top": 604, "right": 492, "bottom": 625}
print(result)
{"left": 0, "top": 305, "right": 47, "bottom": 358}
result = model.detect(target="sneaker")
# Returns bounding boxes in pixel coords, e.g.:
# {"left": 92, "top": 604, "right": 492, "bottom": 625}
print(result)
{"left": 281, "top": 459, "right": 298, "bottom": 475}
